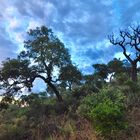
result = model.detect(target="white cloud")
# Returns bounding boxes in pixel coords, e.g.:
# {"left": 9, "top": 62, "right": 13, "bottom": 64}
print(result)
{"left": 114, "top": 52, "right": 126, "bottom": 60}
{"left": 9, "top": 18, "right": 21, "bottom": 30}
{"left": 32, "top": 78, "right": 46, "bottom": 93}
{"left": 27, "top": 19, "right": 44, "bottom": 31}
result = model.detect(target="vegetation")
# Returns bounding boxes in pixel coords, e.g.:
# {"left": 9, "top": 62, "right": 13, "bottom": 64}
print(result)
{"left": 78, "top": 86, "right": 127, "bottom": 138}
{"left": 0, "top": 25, "right": 140, "bottom": 140}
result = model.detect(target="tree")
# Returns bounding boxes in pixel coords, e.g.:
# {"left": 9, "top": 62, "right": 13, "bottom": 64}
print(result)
{"left": 109, "top": 25, "right": 140, "bottom": 82}
{"left": 83, "top": 64, "right": 109, "bottom": 92}
{"left": 107, "top": 58, "right": 126, "bottom": 82}
{"left": 0, "top": 26, "right": 72, "bottom": 102}
{"left": 59, "top": 64, "right": 82, "bottom": 91}
{"left": 92, "top": 59, "right": 132, "bottom": 83}
{"left": 108, "top": 58, "right": 125, "bottom": 74}
{"left": 93, "top": 64, "right": 109, "bottom": 80}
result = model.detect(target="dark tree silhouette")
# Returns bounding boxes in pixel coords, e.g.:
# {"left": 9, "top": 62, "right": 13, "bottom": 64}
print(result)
{"left": 0, "top": 26, "right": 72, "bottom": 102}
{"left": 109, "top": 25, "right": 140, "bottom": 82}
{"left": 0, "top": 58, "right": 32, "bottom": 96}
{"left": 19, "top": 26, "right": 72, "bottom": 102}
{"left": 93, "top": 64, "right": 108, "bottom": 80}
{"left": 59, "top": 64, "right": 82, "bottom": 91}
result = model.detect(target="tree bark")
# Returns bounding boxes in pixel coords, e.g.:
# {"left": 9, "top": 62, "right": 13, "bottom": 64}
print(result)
{"left": 131, "top": 63, "right": 137, "bottom": 82}
{"left": 47, "top": 81, "right": 63, "bottom": 102}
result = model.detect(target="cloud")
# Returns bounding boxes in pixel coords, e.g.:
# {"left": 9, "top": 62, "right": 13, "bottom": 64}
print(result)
{"left": 0, "top": 0, "right": 140, "bottom": 73}
{"left": 112, "top": 0, "right": 140, "bottom": 27}
{"left": 11, "top": 0, "right": 113, "bottom": 42}
{"left": 0, "top": 27, "right": 18, "bottom": 61}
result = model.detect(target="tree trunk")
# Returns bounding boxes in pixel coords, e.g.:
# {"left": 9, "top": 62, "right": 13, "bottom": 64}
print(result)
{"left": 131, "top": 63, "right": 137, "bottom": 82}
{"left": 47, "top": 82, "right": 63, "bottom": 102}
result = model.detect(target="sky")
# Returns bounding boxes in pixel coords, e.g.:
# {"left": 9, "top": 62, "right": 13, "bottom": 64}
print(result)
{"left": 0, "top": 0, "right": 140, "bottom": 92}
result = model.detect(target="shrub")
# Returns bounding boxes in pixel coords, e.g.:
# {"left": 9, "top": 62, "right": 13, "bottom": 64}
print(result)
{"left": 78, "top": 86, "right": 127, "bottom": 138}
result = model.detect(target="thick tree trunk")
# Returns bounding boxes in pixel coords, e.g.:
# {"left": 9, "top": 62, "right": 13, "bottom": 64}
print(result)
{"left": 34, "top": 75, "right": 63, "bottom": 102}
{"left": 47, "top": 82, "right": 63, "bottom": 102}
{"left": 131, "top": 63, "right": 137, "bottom": 82}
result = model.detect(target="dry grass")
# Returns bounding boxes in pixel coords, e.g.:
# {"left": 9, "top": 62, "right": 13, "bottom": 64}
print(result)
{"left": 48, "top": 115, "right": 98, "bottom": 140}
{"left": 127, "top": 107, "right": 140, "bottom": 140}
{"left": 50, "top": 108, "right": 140, "bottom": 140}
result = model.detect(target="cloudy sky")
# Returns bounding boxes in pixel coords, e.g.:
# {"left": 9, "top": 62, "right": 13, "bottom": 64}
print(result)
{"left": 0, "top": 0, "right": 140, "bottom": 92}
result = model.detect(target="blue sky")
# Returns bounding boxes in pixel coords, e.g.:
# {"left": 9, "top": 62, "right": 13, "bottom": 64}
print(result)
{"left": 0, "top": 0, "right": 140, "bottom": 92}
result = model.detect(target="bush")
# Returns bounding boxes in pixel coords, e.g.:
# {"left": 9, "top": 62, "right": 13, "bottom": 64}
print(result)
{"left": 78, "top": 86, "right": 127, "bottom": 138}
{"left": 120, "top": 80, "right": 140, "bottom": 108}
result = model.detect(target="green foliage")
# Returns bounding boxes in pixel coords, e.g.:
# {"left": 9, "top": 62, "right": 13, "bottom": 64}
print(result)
{"left": 78, "top": 86, "right": 127, "bottom": 137}
{"left": 59, "top": 64, "right": 82, "bottom": 90}
{"left": 108, "top": 58, "right": 125, "bottom": 74}
{"left": 0, "top": 58, "right": 30, "bottom": 80}
{"left": 0, "top": 58, "right": 32, "bottom": 95}
{"left": 110, "top": 73, "right": 140, "bottom": 108}
{"left": 72, "top": 82, "right": 102, "bottom": 101}
{"left": 84, "top": 74, "right": 105, "bottom": 91}
{"left": 0, "top": 104, "right": 29, "bottom": 140}
{"left": 22, "top": 26, "right": 71, "bottom": 67}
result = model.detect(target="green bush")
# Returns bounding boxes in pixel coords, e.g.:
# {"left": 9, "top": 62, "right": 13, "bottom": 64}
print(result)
{"left": 78, "top": 86, "right": 127, "bottom": 137}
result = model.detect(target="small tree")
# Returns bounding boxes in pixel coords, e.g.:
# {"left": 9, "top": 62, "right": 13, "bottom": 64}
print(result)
{"left": 107, "top": 58, "right": 126, "bottom": 82}
{"left": 109, "top": 25, "right": 140, "bottom": 82}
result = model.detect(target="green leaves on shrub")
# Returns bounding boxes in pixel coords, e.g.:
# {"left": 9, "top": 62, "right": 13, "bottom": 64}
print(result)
{"left": 78, "top": 86, "right": 127, "bottom": 137}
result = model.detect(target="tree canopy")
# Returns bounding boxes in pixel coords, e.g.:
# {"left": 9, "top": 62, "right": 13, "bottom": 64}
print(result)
{"left": 0, "top": 26, "right": 73, "bottom": 101}
{"left": 59, "top": 64, "right": 82, "bottom": 90}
